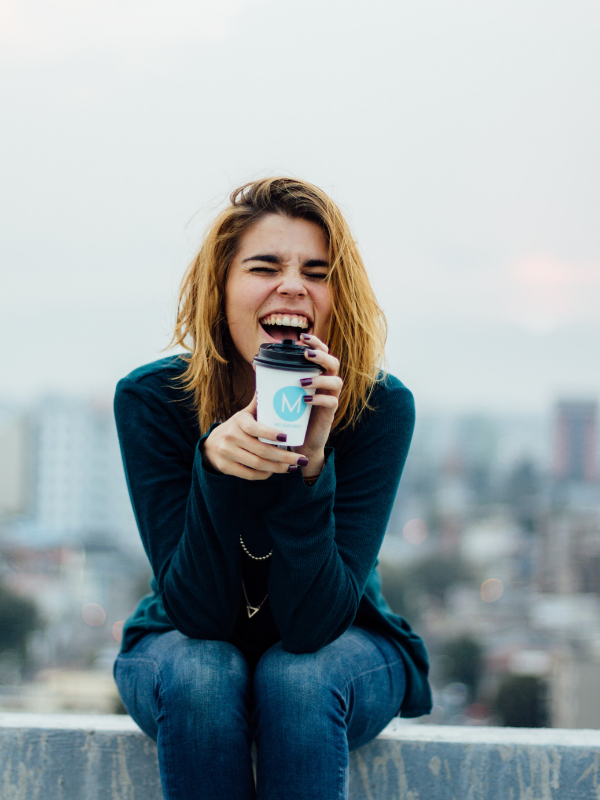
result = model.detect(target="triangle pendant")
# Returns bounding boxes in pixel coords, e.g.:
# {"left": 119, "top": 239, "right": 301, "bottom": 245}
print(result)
{"left": 247, "top": 605, "right": 260, "bottom": 618}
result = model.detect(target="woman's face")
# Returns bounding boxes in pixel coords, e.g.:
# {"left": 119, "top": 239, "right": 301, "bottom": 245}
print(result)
{"left": 225, "top": 213, "right": 332, "bottom": 366}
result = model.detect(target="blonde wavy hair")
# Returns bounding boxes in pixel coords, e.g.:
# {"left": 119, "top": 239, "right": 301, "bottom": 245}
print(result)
{"left": 170, "top": 177, "right": 387, "bottom": 434}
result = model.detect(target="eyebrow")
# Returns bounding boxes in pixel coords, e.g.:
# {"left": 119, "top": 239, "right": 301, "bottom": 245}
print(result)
{"left": 242, "top": 254, "right": 329, "bottom": 268}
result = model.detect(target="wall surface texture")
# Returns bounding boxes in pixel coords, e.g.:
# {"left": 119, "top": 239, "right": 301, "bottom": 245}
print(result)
{"left": 2, "top": 713, "right": 600, "bottom": 799}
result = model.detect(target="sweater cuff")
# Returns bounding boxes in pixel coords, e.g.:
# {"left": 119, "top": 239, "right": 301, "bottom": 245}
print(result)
{"left": 285, "top": 447, "right": 335, "bottom": 506}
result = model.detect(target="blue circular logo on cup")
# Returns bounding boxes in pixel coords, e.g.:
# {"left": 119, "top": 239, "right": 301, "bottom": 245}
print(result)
{"left": 273, "top": 386, "right": 307, "bottom": 421}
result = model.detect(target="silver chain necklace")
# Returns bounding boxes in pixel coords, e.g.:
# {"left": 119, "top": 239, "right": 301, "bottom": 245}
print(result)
{"left": 239, "top": 534, "right": 273, "bottom": 561}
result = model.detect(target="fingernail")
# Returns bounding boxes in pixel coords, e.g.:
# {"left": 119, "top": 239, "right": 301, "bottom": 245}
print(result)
{"left": 276, "top": 433, "right": 287, "bottom": 442}
{"left": 303, "top": 395, "right": 313, "bottom": 402}
{"left": 300, "top": 378, "right": 313, "bottom": 386}
{"left": 306, "top": 350, "right": 317, "bottom": 358}
{"left": 301, "top": 333, "right": 311, "bottom": 341}
{"left": 297, "top": 456, "right": 309, "bottom": 466}
{"left": 287, "top": 464, "right": 298, "bottom": 472}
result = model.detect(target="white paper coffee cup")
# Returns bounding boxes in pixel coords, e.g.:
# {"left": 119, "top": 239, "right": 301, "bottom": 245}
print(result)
{"left": 253, "top": 340, "right": 324, "bottom": 447}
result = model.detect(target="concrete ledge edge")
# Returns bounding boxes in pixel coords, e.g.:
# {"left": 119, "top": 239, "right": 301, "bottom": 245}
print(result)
{"left": 2, "top": 712, "right": 600, "bottom": 747}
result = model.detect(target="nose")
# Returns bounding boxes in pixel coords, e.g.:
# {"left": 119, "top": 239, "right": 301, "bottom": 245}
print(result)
{"left": 277, "top": 272, "right": 307, "bottom": 298}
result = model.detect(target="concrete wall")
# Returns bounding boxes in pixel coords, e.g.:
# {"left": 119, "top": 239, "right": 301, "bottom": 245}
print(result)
{"left": 2, "top": 712, "right": 600, "bottom": 799}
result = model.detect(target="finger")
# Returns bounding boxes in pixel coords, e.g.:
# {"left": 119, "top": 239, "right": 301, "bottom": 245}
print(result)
{"left": 299, "top": 332, "right": 329, "bottom": 353}
{"left": 298, "top": 375, "right": 343, "bottom": 396}
{"left": 210, "top": 452, "right": 272, "bottom": 480}
{"left": 244, "top": 392, "right": 258, "bottom": 417}
{"left": 236, "top": 431, "right": 308, "bottom": 466}
{"left": 221, "top": 424, "right": 307, "bottom": 465}
{"left": 212, "top": 425, "right": 291, "bottom": 468}
{"left": 302, "top": 348, "right": 340, "bottom": 376}
{"left": 237, "top": 447, "right": 304, "bottom": 474}
{"left": 232, "top": 465, "right": 273, "bottom": 481}
{"left": 237, "top": 411, "right": 294, "bottom": 445}
{"left": 303, "top": 394, "right": 339, "bottom": 410}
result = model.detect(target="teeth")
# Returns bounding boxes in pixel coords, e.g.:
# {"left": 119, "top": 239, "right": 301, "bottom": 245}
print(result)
{"left": 261, "top": 314, "right": 309, "bottom": 329}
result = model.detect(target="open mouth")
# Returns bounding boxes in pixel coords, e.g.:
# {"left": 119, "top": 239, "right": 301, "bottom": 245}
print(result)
{"left": 259, "top": 313, "right": 311, "bottom": 342}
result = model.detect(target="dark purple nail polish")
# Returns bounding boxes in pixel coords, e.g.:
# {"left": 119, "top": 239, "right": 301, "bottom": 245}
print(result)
{"left": 303, "top": 395, "right": 313, "bottom": 402}
{"left": 300, "top": 378, "right": 313, "bottom": 386}
{"left": 306, "top": 350, "right": 317, "bottom": 358}
{"left": 297, "top": 456, "right": 309, "bottom": 466}
{"left": 301, "top": 333, "right": 311, "bottom": 340}
{"left": 287, "top": 464, "right": 298, "bottom": 472}
{"left": 276, "top": 433, "right": 287, "bottom": 442}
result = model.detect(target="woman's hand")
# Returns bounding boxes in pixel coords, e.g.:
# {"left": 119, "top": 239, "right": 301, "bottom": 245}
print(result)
{"left": 201, "top": 394, "right": 310, "bottom": 481}
{"left": 294, "top": 333, "right": 343, "bottom": 477}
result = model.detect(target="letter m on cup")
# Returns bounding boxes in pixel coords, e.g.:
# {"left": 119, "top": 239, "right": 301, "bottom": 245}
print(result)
{"left": 273, "top": 385, "right": 306, "bottom": 421}
{"left": 282, "top": 392, "right": 302, "bottom": 415}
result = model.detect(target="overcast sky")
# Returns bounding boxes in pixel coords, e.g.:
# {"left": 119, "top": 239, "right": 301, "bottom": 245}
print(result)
{"left": 1, "top": 0, "right": 599, "bottom": 414}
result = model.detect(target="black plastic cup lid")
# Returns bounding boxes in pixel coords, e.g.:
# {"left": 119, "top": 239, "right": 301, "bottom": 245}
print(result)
{"left": 253, "top": 339, "right": 324, "bottom": 372}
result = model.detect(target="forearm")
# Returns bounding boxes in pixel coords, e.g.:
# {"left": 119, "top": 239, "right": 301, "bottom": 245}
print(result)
{"left": 157, "top": 449, "right": 243, "bottom": 637}
{"left": 117, "top": 401, "right": 243, "bottom": 639}
{"left": 263, "top": 382, "right": 415, "bottom": 650}
{"left": 263, "top": 454, "right": 360, "bottom": 650}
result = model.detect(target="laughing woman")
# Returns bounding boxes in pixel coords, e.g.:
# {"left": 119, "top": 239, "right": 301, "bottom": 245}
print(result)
{"left": 113, "top": 177, "right": 432, "bottom": 800}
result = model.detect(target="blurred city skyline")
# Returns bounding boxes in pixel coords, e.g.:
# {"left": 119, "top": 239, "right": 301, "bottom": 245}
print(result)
{"left": 1, "top": 0, "right": 599, "bottom": 412}
{"left": 1, "top": 384, "right": 599, "bottom": 723}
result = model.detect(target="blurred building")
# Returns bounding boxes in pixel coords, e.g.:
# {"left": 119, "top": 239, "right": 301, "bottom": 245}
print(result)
{"left": 455, "top": 415, "right": 498, "bottom": 503}
{"left": 5, "top": 396, "right": 140, "bottom": 551}
{"left": 537, "top": 510, "right": 600, "bottom": 595}
{"left": 3, "top": 393, "right": 600, "bottom": 723}
{"left": 0, "top": 395, "right": 149, "bottom": 706}
{"left": 380, "top": 402, "right": 600, "bottom": 728}
{"left": 0, "top": 408, "right": 31, "bottom": 519}
{"left": 554, "top": 400, "right": 598, "bottom": 482}
{"left": 1, "top": 542, "right": 149, "bottom": 673}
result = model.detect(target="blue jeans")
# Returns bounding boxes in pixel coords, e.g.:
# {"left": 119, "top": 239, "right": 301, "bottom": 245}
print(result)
{"left": 113, "top": 625, "right": 406, "bottom": 800}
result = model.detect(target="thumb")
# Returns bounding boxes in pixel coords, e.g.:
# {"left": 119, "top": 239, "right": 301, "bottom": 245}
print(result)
{"left": 244, "top": 391, "right": 258, "bottom": 418}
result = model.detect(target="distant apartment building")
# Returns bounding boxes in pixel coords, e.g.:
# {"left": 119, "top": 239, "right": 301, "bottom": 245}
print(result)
{"left": 0, "top": 408, "right": 31, "bottom": 517}
{"left": 554, "top": 400, "right": 598, "bottom": 482}
{"left": 2, "top": 396, "right": 139, "bottom": 550}
{"left": 34, "top": 396, "right": 138, "bottom": 547}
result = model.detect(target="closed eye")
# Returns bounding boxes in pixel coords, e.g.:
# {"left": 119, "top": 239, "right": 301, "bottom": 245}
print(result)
{"left": 248, "top": 266, "right": 328, "bottom": 279}
{"left": 304, "top": 271, "right": 329, "bottom": 280}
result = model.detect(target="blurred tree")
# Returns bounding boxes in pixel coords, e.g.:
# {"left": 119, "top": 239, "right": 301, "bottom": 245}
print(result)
{"left": 493, "top": 674, "right": 549, "bottom": 727}
{"left": 378, "top": 561, "right": 421, "bottom": 622}
{"left": 411, "top": 553, "right": 473, "bottom": 601}
{"left": 379, "top": 551, "right": 474, "bottom": 624}
{"left": 0, "top": 580, "right": 40, "bottom": 663}
{"left": 440, "top": 635, "right": 485, "bottom": 700}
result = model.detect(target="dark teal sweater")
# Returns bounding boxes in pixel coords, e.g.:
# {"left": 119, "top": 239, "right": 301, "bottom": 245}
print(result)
{"left": 114, "top": 356, "right": 432, "bottom": 718}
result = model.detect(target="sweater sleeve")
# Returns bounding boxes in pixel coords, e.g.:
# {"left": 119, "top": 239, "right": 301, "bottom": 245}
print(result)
{"left": 114, "top": 376, "right": 243, "bottom": 641}
{"left": 264, "top": 377, "right": 415, "bottom": 653}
